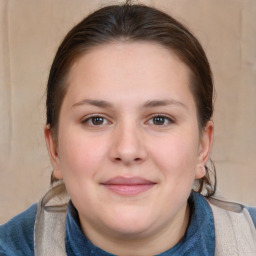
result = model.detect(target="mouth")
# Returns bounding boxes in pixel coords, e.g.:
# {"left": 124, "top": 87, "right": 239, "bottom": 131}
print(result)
{"left": 101, "top": 176, "right": 156, "bottom": 196}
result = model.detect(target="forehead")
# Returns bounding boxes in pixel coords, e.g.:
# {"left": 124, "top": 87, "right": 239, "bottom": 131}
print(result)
{"left": 64, "top": 41, "right": 194, "bottom": 107}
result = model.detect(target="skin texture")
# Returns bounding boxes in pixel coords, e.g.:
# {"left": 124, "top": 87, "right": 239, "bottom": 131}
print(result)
{"left": 45, "top": 41, "right": 213, "bottom": 256}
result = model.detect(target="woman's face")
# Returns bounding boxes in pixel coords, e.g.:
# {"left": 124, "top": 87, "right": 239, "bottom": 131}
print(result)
{"left": 45, "top": 42, "right": 212, "bottom": 244}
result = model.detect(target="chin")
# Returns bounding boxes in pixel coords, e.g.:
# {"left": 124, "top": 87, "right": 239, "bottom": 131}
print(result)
{"left": 109, "top": 224, "right": 151, "bottom": 238}
{"left": 104, "top": 211, "right": 154, "bottom": 236}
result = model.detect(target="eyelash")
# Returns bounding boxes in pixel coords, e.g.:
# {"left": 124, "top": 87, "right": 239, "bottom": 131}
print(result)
{"left": 81, "top": 114, "right": 175, "bottom": 127}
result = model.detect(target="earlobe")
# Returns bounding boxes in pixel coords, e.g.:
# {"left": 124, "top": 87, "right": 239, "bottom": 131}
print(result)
{"left": 195, "top": 121, "right": 214, "bottom": 179}
{"left": 195, "top": 166, "right": 206, "bottom": 179}
{"left": 44, "top": 125, "right": 63, "bottom": 179}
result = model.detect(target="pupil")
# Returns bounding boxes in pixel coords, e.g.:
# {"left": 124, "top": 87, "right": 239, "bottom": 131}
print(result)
{"left": 92, "top": 117, "right": 103, "bottom": 125}
{"left": 154, "top": 116, "right": 165, "bottom": 125}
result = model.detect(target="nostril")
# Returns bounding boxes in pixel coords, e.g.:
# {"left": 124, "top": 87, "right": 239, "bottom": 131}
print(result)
{"left": 114, "top": 157, "right": 141, "bottom": 162}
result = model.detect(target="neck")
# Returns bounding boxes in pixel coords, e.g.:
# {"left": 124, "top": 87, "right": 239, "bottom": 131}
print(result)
{"left": 80, "top": 203, "right": 190, "bottom": 256}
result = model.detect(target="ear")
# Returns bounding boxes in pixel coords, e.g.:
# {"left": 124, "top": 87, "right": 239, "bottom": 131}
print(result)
{"left": 195, "top": 121, "right": 214, "bottom": 179}
{"left": 44, "top": 125, "right": 63, "bottom": 179}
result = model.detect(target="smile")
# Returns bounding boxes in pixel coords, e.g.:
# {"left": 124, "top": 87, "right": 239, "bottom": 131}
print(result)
{"left": 101, "top": 176, "right": 156, "bottom": 196}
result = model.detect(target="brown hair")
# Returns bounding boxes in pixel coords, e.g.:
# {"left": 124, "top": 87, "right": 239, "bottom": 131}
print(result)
{"left": 46, "top": 1, "right": 216, "bottom": 196}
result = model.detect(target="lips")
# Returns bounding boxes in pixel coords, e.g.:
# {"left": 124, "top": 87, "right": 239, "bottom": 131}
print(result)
{"left": 101, "top": 176, "right": 156, "bottom": 196}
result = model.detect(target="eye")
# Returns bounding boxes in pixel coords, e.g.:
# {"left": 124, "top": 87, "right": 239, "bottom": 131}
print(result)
{"left": 147, "top": 114, "right": 174, "bottom": 126}
{"left": 82, "top": 115, "right": 110, "bottom": 126}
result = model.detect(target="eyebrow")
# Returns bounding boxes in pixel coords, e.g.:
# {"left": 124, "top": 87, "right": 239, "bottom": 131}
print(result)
{"left": 143, "top": 99, "right": 187, "bottom": 109}
{"left": 72, "top": 98, "right": 186, "bottom": 109}
{"left": 72, "top": 99, "right": 113, "bottom": 108}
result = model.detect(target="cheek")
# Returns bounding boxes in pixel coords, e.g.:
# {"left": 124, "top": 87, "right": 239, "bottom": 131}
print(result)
{"left": 58, "top": 130, "right": 107, "bottom": 179}
{"left": 57, "top": 133, "right": 107, "bottom": 206}
{"left": 149, "top": 132, "right": 199, "bottom": 177}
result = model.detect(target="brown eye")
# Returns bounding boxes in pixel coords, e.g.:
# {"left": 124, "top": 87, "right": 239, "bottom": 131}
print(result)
{"left": 153, "top": 116, "right": 166, "bottom": 125}
{"left": 148, "top": 115, "right": 174, "bottom": 126}
{"left": 82, "top": 115, "right": 109, "bottom": 126}
{"left": 91, "top": 116, "right": 104, "bottom": 125}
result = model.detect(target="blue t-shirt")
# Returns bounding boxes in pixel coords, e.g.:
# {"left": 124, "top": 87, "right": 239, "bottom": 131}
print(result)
{"left": 0, "top": 192, "right": 215, "bottom": 256}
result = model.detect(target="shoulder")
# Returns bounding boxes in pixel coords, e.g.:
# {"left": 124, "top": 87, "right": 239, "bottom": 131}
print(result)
{"left": 245, "top": 206, "right": 256, "bottom": 228}
{"left": 0, "top": 203, "right": 37, "bottom": 256}
{"left": 207, "top": 196, "right": 256, "bottom": 227}
{"left": 206, "top": 196, "right": 256, "bottom": 254}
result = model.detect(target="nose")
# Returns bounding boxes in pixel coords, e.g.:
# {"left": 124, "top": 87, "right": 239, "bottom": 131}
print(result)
{"left": 109, "top": 123, "right": 148, "bottom": 165}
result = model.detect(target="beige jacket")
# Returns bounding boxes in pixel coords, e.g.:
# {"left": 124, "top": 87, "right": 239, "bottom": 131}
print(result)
{"left": 34, "top": 183, "right": 256, "bottom": 256}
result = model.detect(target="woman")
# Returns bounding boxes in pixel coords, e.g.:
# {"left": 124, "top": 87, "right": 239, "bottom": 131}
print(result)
{"left": 1, "top": 1, "right": 255, "bottom": 256}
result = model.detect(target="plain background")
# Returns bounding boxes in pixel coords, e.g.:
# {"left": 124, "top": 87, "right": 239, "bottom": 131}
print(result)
{"left": 0, "top": 0, "right": 256, "bottom": 223}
